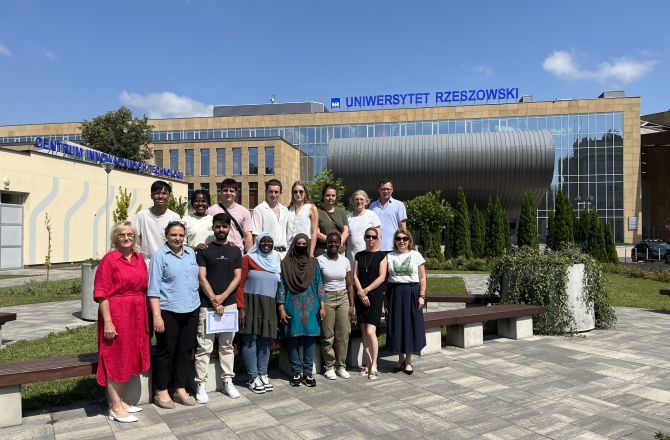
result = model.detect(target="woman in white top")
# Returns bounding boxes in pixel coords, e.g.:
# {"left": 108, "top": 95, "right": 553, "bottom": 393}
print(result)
{"left": 386, "top": 228, "right": 426, "bottom": 375}
{"left": 182, "top": 190, "right": 214, "bottom": 251}
{"left": 287, "top": 181, "right": 318, "bottom": 256}
{"left": 346, "top": 190, "right": 381, "bottom": 268}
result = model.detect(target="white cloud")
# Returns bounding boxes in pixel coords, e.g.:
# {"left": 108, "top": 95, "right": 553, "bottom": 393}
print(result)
{"left": 119, "top": 91, "right": 213, "bottom": 118}
{"left": 0, "top": 42, "right": 12, "bottom": 57}
{"left": 472, "top": 64, "right": 494, "bottom": 77}
{"left": 542, "top": 50, "right": 657, "bottom": 84}
{"left": 44, "top": 49, "right": 55, "bottom": 60}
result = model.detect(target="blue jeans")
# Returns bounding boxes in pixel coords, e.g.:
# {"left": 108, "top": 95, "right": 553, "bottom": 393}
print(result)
{"left": 241, "top": 333, "right": 271, "bottom": 381}
{"left": 287, "top": 336, "right": 316, "bottom": 376}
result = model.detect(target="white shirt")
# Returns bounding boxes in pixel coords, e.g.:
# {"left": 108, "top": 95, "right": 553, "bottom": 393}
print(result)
{"left": 252, "top": 201, "right": 289, "bottom": 248}
{"left": 345, "top": 209, "right": 381, "bottom": 267}
{"left": 386, "top": 250, "right": 425, "bottom": 284}
{"left": 182, "top": 213, "right": 215, "bottom": 247}
{"left": 287, "top": 203, "right": 314, "bottom": 247}
{"left": 131, "top": 207, "right": 181, "bottom": 265}
{"left": 317, "top": 253, "right": 351, "bottom": 292}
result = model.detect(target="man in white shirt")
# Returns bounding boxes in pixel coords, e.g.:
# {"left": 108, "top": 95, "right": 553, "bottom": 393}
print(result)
{"left": 252, "top": 179, "right": 289, "bottom": 257}
{"left": 131, "top": 180, "right": 181, "bottom": 266}
{"left": 369, "top": 179, "right": 407, "bottom": 252}
{"left": 207, "top": 178, "right": 253, "bottom": 254}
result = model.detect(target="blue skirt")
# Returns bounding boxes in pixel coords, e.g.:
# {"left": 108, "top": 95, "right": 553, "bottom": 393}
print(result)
{"left": 386, "top": 282, "right": 426, "bottom": 354}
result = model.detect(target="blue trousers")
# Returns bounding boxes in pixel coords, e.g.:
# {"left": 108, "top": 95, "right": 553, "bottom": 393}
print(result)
{"left": 286, "top": 336, "right": 316, "bottom": 375}
{"left": 241, "top": 333, "right": 271, "bottom": 381}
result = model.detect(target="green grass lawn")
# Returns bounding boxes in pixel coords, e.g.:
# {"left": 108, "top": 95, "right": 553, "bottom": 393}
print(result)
{"left": 0, "top": 278, "right": 82, "bottom": 307}
{"left": 605, "top": 273, "right": 670, "bottom": 311}
{"left": 426, "top": 277, "right": 467, "bottom": 294}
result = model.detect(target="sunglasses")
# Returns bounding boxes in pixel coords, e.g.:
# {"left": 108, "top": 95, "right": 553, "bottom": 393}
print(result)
{"left": 364, "top": 235, "right": 378, "bottom": 240}
{"left": 167, "top": 220, "right": 186, "bottom": 227}
{"left": 395, "top": 236, "right": 409, "bottom": 242}
{"left": 292, "top": 190, "right": 305, "bottom": 195}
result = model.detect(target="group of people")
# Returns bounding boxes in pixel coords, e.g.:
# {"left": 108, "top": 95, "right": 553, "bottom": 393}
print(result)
{"left": 93, "top": 177, "right": 427, "bottom": 423}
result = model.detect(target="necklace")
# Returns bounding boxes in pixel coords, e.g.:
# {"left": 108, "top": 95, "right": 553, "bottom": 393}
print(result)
{"left": 363, "top": 252, "right": 374, "bottom": 273}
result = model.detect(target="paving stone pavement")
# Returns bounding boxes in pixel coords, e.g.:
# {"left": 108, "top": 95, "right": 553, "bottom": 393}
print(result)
{"left": 2, "top": 306, "right": 669, "bottom": 439}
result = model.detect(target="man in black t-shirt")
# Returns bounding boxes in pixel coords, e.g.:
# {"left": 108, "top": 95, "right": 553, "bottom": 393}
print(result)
{"left": 194, "top": 213, "right": 242, "bottom": 403}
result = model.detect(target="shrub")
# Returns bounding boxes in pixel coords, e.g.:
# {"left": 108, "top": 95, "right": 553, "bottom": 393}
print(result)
{"left": 485, "top": 196, "right": 507, "bottom": 258}
{"left": 487, "top": 246, "right": 616, "bottom": 335}
{"left": 470, "top": 204, "right": 486, "bottom": 258}
{"left": 602, "top": 263, "right": 670, "bottom": 282}
{"left": 517, "top": 192, "right": 539, "bottom": 249}
{"left": 2, "top": 278, "right": 82, "bottom": 297}
{"left": 406, "top": 191, "right": 452, "bottom": 262}
{"left": 425, "top": 257, "right": 491, "bottom": 271}
{"left": 452, "top": 188, "right": 473, "bottom": 258}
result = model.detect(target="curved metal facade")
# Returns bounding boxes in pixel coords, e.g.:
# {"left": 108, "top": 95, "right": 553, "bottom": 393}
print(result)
{"left": 328, "top": 130, "right": 555, "bottom": 220}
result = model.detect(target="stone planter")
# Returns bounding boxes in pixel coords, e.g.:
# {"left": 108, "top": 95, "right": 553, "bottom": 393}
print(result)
{"left": 565, "top": 263, "right": 595, "bottom": 332}
{"left": 80, "top": 263, "right": 98, "bottom": 321}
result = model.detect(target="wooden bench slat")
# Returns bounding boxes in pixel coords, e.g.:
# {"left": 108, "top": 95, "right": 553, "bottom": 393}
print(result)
{"left": 0, "top": 312, "right": 17, "bottom": 326}
{"left": 0, "top": 354, "right": 98, "bottom": 387}
{"left": 425, "top": 294, "right": 499, "bottom": 304}
{"left": 424, "top": 304, "right": 545, "bottom": 327}
{"left": 660, "top": 289, "right": 670, "bottom": 297}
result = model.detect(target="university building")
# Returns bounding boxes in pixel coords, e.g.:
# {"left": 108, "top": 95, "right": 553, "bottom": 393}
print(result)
{"left": 0, "top": 90, "right": 642, "bottom": 249}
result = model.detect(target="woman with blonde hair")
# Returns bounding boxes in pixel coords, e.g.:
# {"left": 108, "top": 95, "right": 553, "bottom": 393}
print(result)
{"left": 346, "top": 189, "right": 381, "bottom": 268}
{"left": 94, "top": 221, "right": 150, "bottom": 423}
{"left": 287, "top": 181, "right": 318, "bottom": 256}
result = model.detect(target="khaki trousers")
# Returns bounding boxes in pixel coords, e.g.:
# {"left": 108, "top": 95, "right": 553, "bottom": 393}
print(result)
{"left": 321, "top": 289, "right": 351, "bottom": 370}
{"left": 194, "top": 304, "right": 236, "bottom": 383}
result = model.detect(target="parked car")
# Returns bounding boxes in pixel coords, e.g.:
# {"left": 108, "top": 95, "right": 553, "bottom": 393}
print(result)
{"left": 631, "top": 239, "right": 670, "bottom": 263}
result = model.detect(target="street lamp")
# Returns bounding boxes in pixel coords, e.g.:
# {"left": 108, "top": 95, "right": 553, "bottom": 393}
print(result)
{"left": 102, "top": 162, "right": 115, "bottom": 250}
{"left": 574, "top": 195, "right": 593, "bottom": 215}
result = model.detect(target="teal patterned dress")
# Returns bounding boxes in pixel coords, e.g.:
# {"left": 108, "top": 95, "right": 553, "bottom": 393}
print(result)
{"left": 277, "top": 269, "right": 325, "bottom": 337}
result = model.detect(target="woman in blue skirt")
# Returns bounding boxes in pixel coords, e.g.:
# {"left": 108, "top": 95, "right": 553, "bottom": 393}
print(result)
{"left": 385, "top": 228, "right": 426, "bottom": 375}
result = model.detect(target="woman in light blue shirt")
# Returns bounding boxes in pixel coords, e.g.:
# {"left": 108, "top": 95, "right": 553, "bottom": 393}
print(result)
{"left": 148, "top": 221, "right": 200, "bottom": 409}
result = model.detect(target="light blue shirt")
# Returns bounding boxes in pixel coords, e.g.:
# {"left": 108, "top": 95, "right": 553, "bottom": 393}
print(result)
{"left": 370, "top": 197, "right": 407, "bottom": 251}
{"left": 148, "top": 244, "right": 200, "bottom": 313}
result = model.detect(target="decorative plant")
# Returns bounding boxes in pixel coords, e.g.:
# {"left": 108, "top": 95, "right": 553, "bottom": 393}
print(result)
{"left": 44, "top": 213, "right": 53, "bottom": 281}
{"left": 168, "top": 195, "right": 187, "bottom": 217}
{"left": 406, "top": 191, "right": 452, "bottom": 261}
{"left": 112, "top": 186, "right": 132, "bottom": 223}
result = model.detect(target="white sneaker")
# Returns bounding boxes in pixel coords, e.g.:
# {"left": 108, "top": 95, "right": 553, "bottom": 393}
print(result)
{"left": 324, "top": 369, "right": 337, "bottom": 380}
{"left": 248, "top": 377, "right": 266, "bottom": 394}
{"left": 259, "top": 374, "right": 273, "bottom": 392}
{"left": 195, "top": 383, "right": 209, "bottom": 404}
{"left": 223, "top": 381, "right": 240, "bottom": 399}
{"left": 336, "top": 367, "right": 351, "bottom": 379}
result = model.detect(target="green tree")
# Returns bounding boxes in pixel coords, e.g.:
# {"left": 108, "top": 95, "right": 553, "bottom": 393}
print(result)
{"left": 485, "top": 196, "right": 507, "bottom": 258}
{"left": 470, "top": 204, "right": 486, "bottom": 258}
{"left": 112, "top": 187, "right": 132, "bottom": 223}
{"left": 168, "top": 195, "right": 187, "bottom": 217}
{"left": 546, "top": 210, "right": 556, "bottom": 249}
{"left": 452, "top": 188, "right": 473, "bottom": 258}
{"left": 586, "top": 210, "right": 607, "bottom": 262}
{"left": 497, "top": 198, "right": 511, "bottom": 252}
{"left": 552, "top": 190, "right": 574, "bottom": 250}
{"left": 575, "top": 209, "right": 590, "bottom": 247}
{"left": 80, "top": 106, "right": 153, "bottom": 161}
{"left": 603, "top": 222, "right": 619, "bottom": 264}
{"left": 517, "top": 192, "right": 539, "bottom": 249}
{"left": 406, "top": 191, "right": 452, "bottom": 261}
{"left": 307, "top": 167, "right": 347, "bottom": 208}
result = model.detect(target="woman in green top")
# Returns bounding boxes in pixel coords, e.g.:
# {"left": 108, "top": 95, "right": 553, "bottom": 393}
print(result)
{"left": 315, "top": 184, "right": 349, "bottom": 257}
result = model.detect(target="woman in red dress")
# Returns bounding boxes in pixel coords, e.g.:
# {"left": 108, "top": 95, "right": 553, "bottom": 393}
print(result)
{"left": 94, "top": 221, "right": 151, "bottom": 423}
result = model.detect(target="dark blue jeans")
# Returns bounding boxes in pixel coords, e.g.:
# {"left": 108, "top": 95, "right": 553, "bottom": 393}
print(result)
{"left": 286, "top": 336, "right": 316, "bottom": 375}
{"left": 241, "top": 333, "right": 271, "bottom": 381}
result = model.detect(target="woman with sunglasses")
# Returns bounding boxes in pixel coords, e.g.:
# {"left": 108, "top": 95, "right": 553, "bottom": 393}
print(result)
{"left": 352, "top": 227, "right": 387, "bottom": 380}
{"left": 386, "top": 228, "right": 426, "bottom": 375}
{"left": 314, "top": 184, "right": 349, "bottom": 257}
{"left": 287, "top": 181, "right": 318, "bottom": 256}
{"left": 148, "top": 221, "right": 201, "bottom": 409}
{"left": 345, "top": 190, "right": 381, "bottom": 269}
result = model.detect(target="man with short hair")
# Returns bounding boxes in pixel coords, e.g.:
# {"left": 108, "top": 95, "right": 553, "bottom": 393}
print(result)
{"left": 194, "top": 213, "right": 243, "bottom": 403}
{"left": 252, "top": 179, "right": 289, "bottom": 257}
{"left": 369, "top": 179, "right": 407, "bottom": 252}
{"left": 131, "top": 180, "right": 181, "bottom": 266}
{"left": 207, "top": 178, "right": 253, "bottom": 254}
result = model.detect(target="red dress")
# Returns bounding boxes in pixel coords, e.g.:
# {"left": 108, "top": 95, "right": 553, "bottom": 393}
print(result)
{"left": 94, "top": 249, "right": 150, "bottom": 386}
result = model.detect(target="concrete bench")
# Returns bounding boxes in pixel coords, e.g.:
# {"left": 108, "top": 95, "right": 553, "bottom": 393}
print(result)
{"left": 0, "top": 312, "right": 17, "bottom": 348}
{"left": 424, "top": 294, "right": 499, "bottom": 309}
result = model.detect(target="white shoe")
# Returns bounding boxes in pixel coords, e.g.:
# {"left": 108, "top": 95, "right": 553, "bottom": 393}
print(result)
{"left": 259, "top": 374, "right": 273, "bottom": 392}
{"left": 324, "top": 369, "right": 337, "bottom": 380}
{"left": 125, "top": 405, "right": 143, "bottom": 413}
{"left": 108, "top": 410, "right": 138, "bottom": 423}
{"left": 223, "top": 382, "right": 241, "bottom": 399}
{"left": 248, "top": 377, "right": 266, "bottom": 394}
{"left": 336, "top": 367, "right": 351, "bottom": 379}
{"left": 195, "top": 383, "right": 209, "bottom": 404}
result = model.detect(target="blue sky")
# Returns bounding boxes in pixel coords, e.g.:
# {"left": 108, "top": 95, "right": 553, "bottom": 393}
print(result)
{"left": 0, "top": 0, "right": 668, "bottom": 125}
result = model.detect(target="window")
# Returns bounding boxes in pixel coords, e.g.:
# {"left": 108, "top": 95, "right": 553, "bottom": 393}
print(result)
{"left": 200, "top": 148, "right": 210, "bottom": 176}
{"left": 265, "top": 146, "right": 275, "bottom": 174}
{"left": 249, "top": 182, "right": 258, "bottom": 208}
{"left": 233, "top": 148, "right": 242, "bottom": 175}
{"left": 249, "top": 147, "right": 258, "bottom": 175}
{"left": 154, "top": 150, "right": 164, "bottom": 168}
{"left": 185, "top": 149, "right": 194, "bottom": 176}
{"left": 216, "top": 148, "right": 226, "bottom": 176}
{"left": 187, "top": 183, "right": 194, "bottom": 202}
{"left": 201, "top": 182, "right": 210, "bottom": 193}
{"left": 169, "top": 149, "right": 179, "bottom": 170}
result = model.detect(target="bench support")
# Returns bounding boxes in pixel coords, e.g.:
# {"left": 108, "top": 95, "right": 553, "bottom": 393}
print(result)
{"left": 122, "top": 371, "right": 152, "bottom": 405}
{"left": 420, "top": 327, "right": 442, "bottom": 355}
{"left": 347, "top": 336, "right": 364, "bottom": 368}
{"left": 278, "top": 346, "right": 321, "bottom": 376}
{"left": 0, "top": 327, "right": 3, "bottom": 348}
{"left": 497, "top": 316, "right": 533, "bottom": 340}
{"left": 0, "top": 385, "right": 21, "bottom": 428}
{"left": 446, "top": 323, "right": 483, "bottom": 348}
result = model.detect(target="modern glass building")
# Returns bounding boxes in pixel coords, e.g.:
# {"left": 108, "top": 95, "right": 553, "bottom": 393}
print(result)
{"left": 0, "top": 93, "right": 641, "bottom": 243}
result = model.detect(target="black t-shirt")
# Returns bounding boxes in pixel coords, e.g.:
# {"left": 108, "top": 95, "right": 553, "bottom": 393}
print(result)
{"left": 195, "top": 242, "right": 242, "bottom": 307}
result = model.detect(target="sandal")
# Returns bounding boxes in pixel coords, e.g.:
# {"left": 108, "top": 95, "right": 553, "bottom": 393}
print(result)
{"left": 403, "top": 363, "right": 414, "bottom": 375}
{"left": 393, "top": 360, "right": 405, "bottom": 372}
{"left": 359, "top": 367, "right": 369, "bottom": 377}
{"left": 368, "top": 370, "right": 379, "bottom": 380}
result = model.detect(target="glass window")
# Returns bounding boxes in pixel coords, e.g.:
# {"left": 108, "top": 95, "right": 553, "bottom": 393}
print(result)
{"left": 233, "top": 148, "right": 242, "bottom": 175}
{"left": 249, "top": 182, "right": 258, "bottom": 208}
{"left": 169, "top": 149, "right": 179, "bottom": 170}
{"left": 216, "top": 148, "right": 226, "bottom": 176}
{"left": 187, "top": 183, "right": 194, "bottom": 202}
{"left": 200, "top": 148, "right": 210, "bottom": 176}
{"left": 201, "top": 182, "right": 209, "bottom": 194}
{"left": 249, "top": 147, "right": 258, "bottom": 175}
{"left": 185, "top": 149, "right": 194, "bottom": 176}
{"left": 265, "top": 146, "right": 275, "bottom": 174}
{"left": 154, "top": 150, "right": 164, "bottom": 168}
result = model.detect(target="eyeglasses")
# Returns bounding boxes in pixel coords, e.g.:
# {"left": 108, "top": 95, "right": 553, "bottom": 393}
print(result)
{"left": 117, "top": 233, "right": 135, "bottom": 238}
{"left": 395, "top": 236, "right": 409, "bottom": 242}
{"left": 292, "top": 190, "right": 304, "bottom": 195}
{"left": 364, "top": 235, "right": 378, "bottom": 240}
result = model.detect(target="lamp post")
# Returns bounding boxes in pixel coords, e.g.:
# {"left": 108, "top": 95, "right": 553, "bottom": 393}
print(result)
{"left": 574, "top": 195, "right": 593, "bottom": 215}
{"left": 102, "top": 162, "right": 115, "bottom": 250}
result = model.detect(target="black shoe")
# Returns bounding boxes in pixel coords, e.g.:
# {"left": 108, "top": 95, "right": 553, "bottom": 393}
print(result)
{"left": 393, "top": 361, "right": 405, "bottom": 372}
{"left": 302, "top": 373, "right": 317, "bottom": 387}
{"left": 290, "top": 373, "right": 302, "bottom": 387}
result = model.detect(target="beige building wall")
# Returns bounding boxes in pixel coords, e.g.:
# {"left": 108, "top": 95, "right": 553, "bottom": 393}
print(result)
{"left": 0, "top": 147, "right": 186, "bottom": 266}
